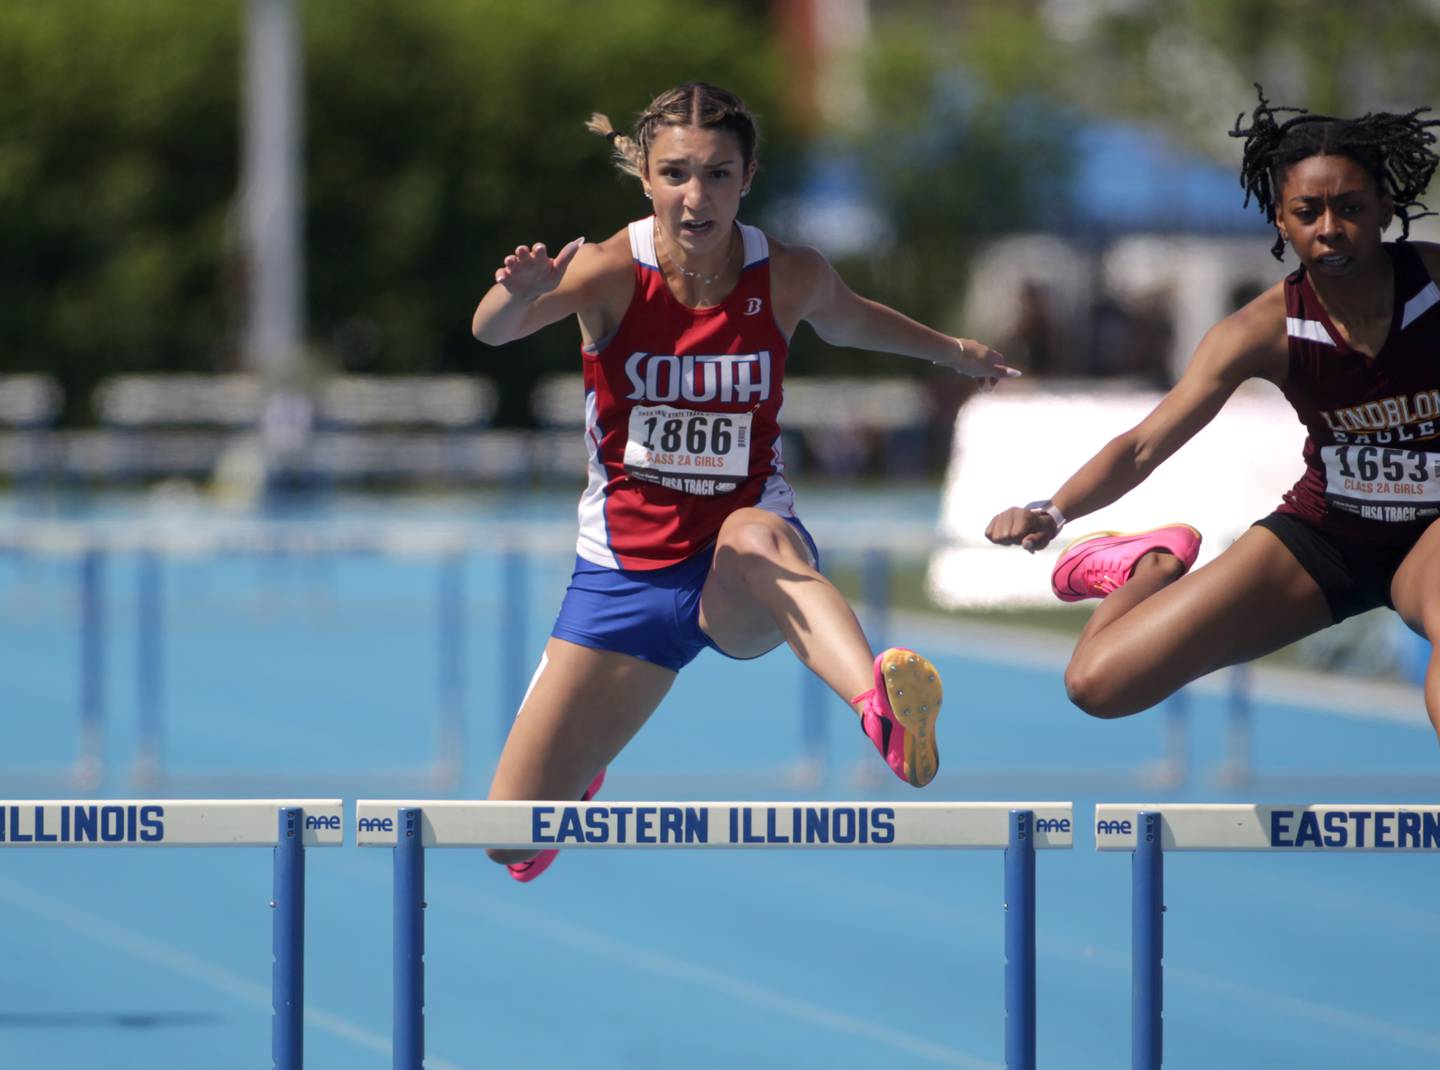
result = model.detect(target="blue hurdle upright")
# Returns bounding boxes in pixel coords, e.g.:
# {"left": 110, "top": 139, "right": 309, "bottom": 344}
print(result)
{"left": 0, "top": 798, "right": 343, "bottom": 1070}
{"left": 0, "top": 539, "right": 106, "bottom": 788}
{"left": 1096, "top": 801, "right": 1440, "bottom": 1070}
{"left": 125, "top": 525, "right": 469, "bottom": 791}
{"left": 358, "top": 798, "right": 1074, "bottom": 1070}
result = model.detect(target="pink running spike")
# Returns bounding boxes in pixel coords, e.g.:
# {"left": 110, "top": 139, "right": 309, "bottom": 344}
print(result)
{"left": 854, "top": 647, "right": 942, "bottom": 788}
{"left": 1050, "top": 524, "right": 1202, "bottom": 603}
{"left": 507, "top": 767, "right": 607, "bottom": 883}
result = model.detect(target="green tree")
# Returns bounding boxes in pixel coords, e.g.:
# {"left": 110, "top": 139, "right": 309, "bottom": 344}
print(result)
{"left": 304, "top": 0, "right": 786, "bottom": 425}
{"left": 783, "top": 20, "right": 1074, "bottom": 382}
{"left": 1065, "top": 0, "right": 1440, "bottom": 145}
{"left": 0, "top": 0, "right": 787, "bottom": 426}
{"left": 0, "top": 1, "right": 241, "bottom": 422}
{"left": 894, "top": 0, "right": 1440, "bottom": 161}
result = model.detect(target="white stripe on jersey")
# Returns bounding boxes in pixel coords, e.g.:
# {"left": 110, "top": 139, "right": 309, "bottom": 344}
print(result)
{"left": 576, "top": 388, "right": 620, "bottom": 568}
{"left": 742, "top": 221, "right": 789, "bottom": 515}
{"left": 1286, "top": 317, "right": 1337, "bottom": 346}
{"left": 1401, "top": 281, "right": 1440, "bottom": 330}
{"left": 738, "top": 221, "right": 768, "bottom": 267}
{"left": 756, "top": 421, "right": 796, "bottom": 518}
{"left": 629, "top": 217, "right": 768, "bottom": 269}
{"left": 629, "top": 218, "right": 659, "bottom": 269}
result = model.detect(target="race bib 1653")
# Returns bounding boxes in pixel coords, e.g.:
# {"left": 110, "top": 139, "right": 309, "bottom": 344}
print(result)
{"left": 1322, "top": 444, "right": 1440, "bottom": 523}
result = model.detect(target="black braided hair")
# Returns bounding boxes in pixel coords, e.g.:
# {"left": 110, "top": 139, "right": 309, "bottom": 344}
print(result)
{"left": 1230, "top": 83, "right": 1440, "bottom": 259}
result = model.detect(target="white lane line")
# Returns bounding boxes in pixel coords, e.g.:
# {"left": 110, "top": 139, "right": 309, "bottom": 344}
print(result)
{"left": 434, "top": 877, "right": 1000, "bottom": 1070}
{"left": 335, "top": 857, "right": 1000, "bottom": 1070}
{"left": 1166, "top": 964, "right": 1440, "bottom": 1053}
{"left": 767, "top": 856, "right": 1440, "bottom": 1056}
{"left": 0, "top": 876, "right": 468, "bottom": 1070}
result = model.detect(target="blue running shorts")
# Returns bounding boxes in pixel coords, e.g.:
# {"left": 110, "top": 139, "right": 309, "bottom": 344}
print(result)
{"left": 550, "top": 516, "right": 819, "bottom": 672}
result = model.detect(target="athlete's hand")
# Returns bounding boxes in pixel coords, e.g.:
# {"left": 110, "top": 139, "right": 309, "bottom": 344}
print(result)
{"left": 985, "top": 506, "right": 1060, "bottom": 553}
{"left": 493, "top": 238, "right": 585, "bottom": 300}
{"left": 946, "top": 338, "right": 1022, "bottom": 393}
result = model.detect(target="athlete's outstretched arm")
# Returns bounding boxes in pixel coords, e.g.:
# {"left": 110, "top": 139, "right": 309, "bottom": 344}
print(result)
{"left": 986, "top": 292, "right": 1287, "bottom": 551}
{"left": 783, "top": 244, "right": 1019, "bottom": 384}
{"left": 471, "top": 237, "right": 593, "bottom": 346}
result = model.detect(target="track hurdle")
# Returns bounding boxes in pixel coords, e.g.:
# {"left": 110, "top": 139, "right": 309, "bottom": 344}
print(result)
{"left": 122, "top": 524, "right": 470, "bottom": 791}
{"left": 0, "top": 798, "right": 343, "bottom": 1069}
{"left": 1095, "top": 802, "right": 1440, "bottom": 1070}
{"left": 0, "top": 535, "right": 106, "bottom": 788}
{"left": 357, "top": 798, "right": 1074, "bottom": 1070}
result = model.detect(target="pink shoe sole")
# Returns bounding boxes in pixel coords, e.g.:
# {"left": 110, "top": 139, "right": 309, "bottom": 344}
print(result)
{"left": 1050, "top": 524, "right": 1202, "bottom": 603}
{"left": 858, "top": 648, "right": 942, "bottom": 788}
{"left": 507, "top": 767, "right": 606, "bottom": 884}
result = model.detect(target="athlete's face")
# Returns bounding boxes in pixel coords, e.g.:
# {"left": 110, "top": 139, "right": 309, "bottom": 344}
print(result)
{"left": 642, "top": 124, "right": 755, "bottom": 257}
{"left": 1275, "top": 153, "right": 1393, "bottom": 279}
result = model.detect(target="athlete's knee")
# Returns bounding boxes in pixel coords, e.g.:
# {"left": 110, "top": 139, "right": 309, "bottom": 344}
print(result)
{"left": 1134, "top": 549, "right": 1188, "bottom": 585}
{"left": 1064, "top": 655, "right": 1132, "bottom": 719}
{"left": 1415, "top": 604, "right": 1440, "bottom": 644}
{"left": 724, "top": 516, "right": 796, "bottom": 576}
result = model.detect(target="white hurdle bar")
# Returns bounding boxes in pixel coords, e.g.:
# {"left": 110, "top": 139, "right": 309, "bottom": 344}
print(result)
{"left": 1096, "top": 802, "right": 1440, "bottom": 1070}
{"left": 358, "top": 799, "right": 1074, "bottom": 1070}
{"left": 0, "top": 798, "right": 343, "bottom": 1070}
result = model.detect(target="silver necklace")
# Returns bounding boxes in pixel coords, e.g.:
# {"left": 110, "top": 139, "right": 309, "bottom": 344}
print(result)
{"left": 657, "top": 224, "right": 736, "bottom": 285}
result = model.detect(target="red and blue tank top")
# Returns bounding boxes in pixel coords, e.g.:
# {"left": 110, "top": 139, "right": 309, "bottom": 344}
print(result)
{"left": 1279, "top": 241, "right": 1440, "bottom": 544}
{"left": 575, "top": 217, "right": 795, "bottom": 570}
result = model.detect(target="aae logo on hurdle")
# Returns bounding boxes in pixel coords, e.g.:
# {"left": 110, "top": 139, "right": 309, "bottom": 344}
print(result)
{"left": 1094, "top": 803, "right": 1440, "bottom": 851}
{"left": 354, "top": 800, "right": 1075, "bottom": 848}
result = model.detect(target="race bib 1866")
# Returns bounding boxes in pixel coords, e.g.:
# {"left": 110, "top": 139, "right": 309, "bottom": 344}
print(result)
{"left": 623, "top": 405, "right": 752, "bottom": 496}
{"left": 1322, "top": 444, "right": 1440, "bottom": 523}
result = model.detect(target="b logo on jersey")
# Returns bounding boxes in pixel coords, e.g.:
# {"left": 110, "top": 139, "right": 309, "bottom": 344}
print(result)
{"left": 744, "top": 297, "right": 764, "bottom": 316}
{"left": 624, "top": 351, "right": 773, "bottom": 404}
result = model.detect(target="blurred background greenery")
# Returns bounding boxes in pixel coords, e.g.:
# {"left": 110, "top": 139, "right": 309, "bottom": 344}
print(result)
{"left": 0, "top": 0, "right": 1431, "bottom": 737}
{"left": 3, "top": 0, "right": 1439, "bottom": 432}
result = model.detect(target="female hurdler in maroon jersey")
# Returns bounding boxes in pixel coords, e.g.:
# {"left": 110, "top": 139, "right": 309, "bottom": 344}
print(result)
{"left": 472, "top": 83, "right": 1016, "bottom": 880}
{"left": 986, "top": 86, "right": 1440, "bottom": 741}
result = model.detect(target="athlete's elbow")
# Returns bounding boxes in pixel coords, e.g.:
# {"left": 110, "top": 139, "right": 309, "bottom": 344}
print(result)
{"left": 471, "top": 319, "right": 510, "bottom": 347}
{"left": 1128, "top": 446, "right": 1158, "bottom": 478}
{"left": 806, "top": 301, "right": 866, "bottom": 349}
{"left": 806, "top": 318, "right": 847, "bottom": 349}
{"left": 1120, "top": 434, "right": 1162, "bottom": 477}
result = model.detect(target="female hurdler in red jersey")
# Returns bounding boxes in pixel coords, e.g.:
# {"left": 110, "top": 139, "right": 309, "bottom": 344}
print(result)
{"left": 472, "top": 83, "right": 1017, "bottom": 880}
{"left": 986, "top": 86, "right": 1440, "bottom": 743}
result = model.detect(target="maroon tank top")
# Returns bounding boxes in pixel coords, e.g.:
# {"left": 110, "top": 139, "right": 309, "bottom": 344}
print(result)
{"left": 1278, "top": 241, "right": 1440, "bottom": 544}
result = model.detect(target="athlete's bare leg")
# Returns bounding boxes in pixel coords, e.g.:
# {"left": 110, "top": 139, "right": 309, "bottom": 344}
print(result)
{"left": 1065, "top": 526, "right": 1332, "bottom": 717}
{"left": 699, "top": 508, "right": 875, "bottom": 708}
{"left": 1388, "top": 520, "right": 1440, "bottom": 742}
{"left": 1072, "top": 550, "right": 1190, "bottom": 649}
{"left": 485, "top": 637, "right": 675, "bottom": 865}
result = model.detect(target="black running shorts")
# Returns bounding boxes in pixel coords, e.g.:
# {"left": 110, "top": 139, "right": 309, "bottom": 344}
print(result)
{"left": 1252, "top": 512, "right": 1415, "bottom": 623}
